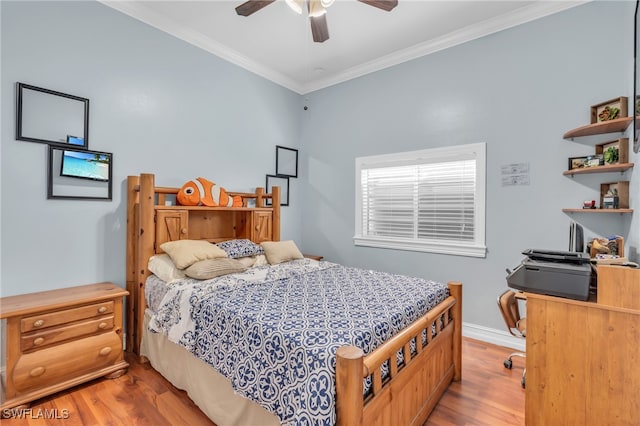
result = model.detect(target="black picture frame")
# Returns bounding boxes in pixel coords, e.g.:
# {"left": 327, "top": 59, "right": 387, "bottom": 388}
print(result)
{"left": 48, "top": 145, "right": 112, "bottom": 200}
{"left": 16, "top": 82, "right": 89, "bottom": 149}
{"left": 276, "top": 145, "right": 298, "bottom": 178}
{"left": 266, "top": 174, "right": 289, "bottom": 206}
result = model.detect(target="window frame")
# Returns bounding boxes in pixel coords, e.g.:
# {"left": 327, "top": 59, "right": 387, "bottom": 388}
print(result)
{"left": 354, "top": 142, "right": 487, "bottom": 258}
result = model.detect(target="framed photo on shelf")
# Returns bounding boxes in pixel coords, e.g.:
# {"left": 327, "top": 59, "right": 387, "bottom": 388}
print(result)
{"left": 266, "top": 174, "right": 289, "bottom": 206}
{"left": 568, "top": 156, "right": 588, "bottom": 170}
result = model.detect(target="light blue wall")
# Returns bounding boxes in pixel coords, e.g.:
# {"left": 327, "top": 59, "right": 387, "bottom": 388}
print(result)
{"left": 0, "top": 1, "right": 303, "bottom": 296}
{"left": 1, "top": 1, "right": 636, "bottom": 334}
{"left": 298, "top": 1, "right": 637, "bottom": 331}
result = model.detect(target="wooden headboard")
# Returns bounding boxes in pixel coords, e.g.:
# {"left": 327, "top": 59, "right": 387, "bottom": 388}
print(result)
{"left": 125, "top": 173, "right": 281, "bottom": 354}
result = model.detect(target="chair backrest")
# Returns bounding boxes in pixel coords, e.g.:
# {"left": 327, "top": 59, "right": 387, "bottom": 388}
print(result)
{"left": 497, "top": 290, "right": 523, "bottom": 337}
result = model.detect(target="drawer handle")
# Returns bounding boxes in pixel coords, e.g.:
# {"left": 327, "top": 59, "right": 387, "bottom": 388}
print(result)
{"left": 99, "top": 347, "right": 112, "bottom": 356}
{"left": 98, "top": 322, "right": 109, "bottom": 330}
{"left": 30, "top": 366, "right": 46, "bottom": 377}
{"left": 98, "top": 306, "right": 108, "bottom": 314}
{"left": 181, "top": 228, "right": 187, "bottom": 234}
{"left": 33, "top": 319, "right": 45, "bottom": 328}
{"left": 33, "top": 337, "right": 45, "bottom": 346}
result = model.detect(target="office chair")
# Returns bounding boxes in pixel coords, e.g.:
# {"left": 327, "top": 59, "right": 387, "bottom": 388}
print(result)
{"left": 497, "top": 289, "right": 526, "bottom": 388}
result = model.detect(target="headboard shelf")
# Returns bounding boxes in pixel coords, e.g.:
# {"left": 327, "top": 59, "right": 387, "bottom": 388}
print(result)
{"left": 126, "top": 173, "right": 281, "bottom": 354}
{"left": 154, "top": 205, "right": 275, "bottom": 211}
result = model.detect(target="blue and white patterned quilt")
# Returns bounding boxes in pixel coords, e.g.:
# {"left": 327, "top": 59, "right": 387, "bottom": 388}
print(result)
{"left": 148, "top": 259, "right": 449, "bottom": 425}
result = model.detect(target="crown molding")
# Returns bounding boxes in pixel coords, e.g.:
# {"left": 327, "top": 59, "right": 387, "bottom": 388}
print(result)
{"left": 301, "top": 1, "right": 590, "bottom": 93}
{"left": 99, "top": 0, "right": 305, "bottom": 93}
{"left": 100, "top": 1, "right": 588, "bottom": 95}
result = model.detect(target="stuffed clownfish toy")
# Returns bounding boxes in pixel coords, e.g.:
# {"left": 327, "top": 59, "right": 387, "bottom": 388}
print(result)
{"left": 176, "top": 177, "right": 243, "bottom": 207}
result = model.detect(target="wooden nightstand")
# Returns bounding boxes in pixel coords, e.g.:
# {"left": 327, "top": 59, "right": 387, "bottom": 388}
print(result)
{"left": 0, "top": 282, "right": 129, "bottom": 410}
{"left": 303, "top": 254, "right": 324, "bottom": 261}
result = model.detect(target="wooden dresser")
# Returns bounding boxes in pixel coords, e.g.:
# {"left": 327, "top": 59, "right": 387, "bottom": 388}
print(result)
{"left": 525, "top": 265, "right": 640, "bottom": 425}
{"left": 0, "top": 282, "right": 129, "bottom": 410}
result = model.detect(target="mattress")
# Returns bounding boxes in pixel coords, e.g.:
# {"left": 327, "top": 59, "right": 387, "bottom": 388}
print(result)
{"left": 145, "top": 258, "right": 449, "bottom": 425}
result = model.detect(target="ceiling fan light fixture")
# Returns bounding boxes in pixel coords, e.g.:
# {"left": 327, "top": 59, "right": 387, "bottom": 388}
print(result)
{"left": 285, "top": 0, "right": 303, "bottom": 14}
{"left": 308, "top": 0, "right": 327, "bottom": 17}
{"left": 320, "top": 0, "right": 335, "bottom": 7}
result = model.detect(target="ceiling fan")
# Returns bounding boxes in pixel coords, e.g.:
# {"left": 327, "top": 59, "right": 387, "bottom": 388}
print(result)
{"left": 235, "top": 0, "right": 398, "bottom": 43}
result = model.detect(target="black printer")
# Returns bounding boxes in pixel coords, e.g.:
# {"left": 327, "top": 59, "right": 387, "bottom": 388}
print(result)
{"left": 506, "top": 249, "right": 594, "bottom": 301}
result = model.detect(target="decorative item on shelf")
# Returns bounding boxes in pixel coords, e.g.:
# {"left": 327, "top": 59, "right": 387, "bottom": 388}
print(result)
{"left": 568, "top": 155, "right": 603, "bottom": 170}
{"left": 588, "top": 236, "right": 624, "bottom": 258}
{"left": 582, "top": 200, "right": 596, "bottom": 209}
{"left": 591, "top": 97, "right": 628, "bottom": 124}
{"left": 603, "top": 146, "right": 619, "bottom": 164}
{"left": 602, "top": 188, "right": 619, "bottom": 209}
{"left": 597, "top": 138, "right": 628, "bottom": 165}
{"left": 600, "top": 181, "right": 629, "bottom": 209}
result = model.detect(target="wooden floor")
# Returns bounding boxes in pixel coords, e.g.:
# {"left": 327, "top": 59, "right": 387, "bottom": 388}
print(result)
{"left": 2, "top": 338, "right": 525, "bottom": 425}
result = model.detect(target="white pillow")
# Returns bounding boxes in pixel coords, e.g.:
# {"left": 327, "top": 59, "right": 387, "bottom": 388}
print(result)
{"left": 160, "top": 239, "right": 228, "bottom": 269}
{"left": 261, "top": 240, "right": 304, "bottom": 265}
{"left": 148, "top": 254, "right": 186, "bottom": 283}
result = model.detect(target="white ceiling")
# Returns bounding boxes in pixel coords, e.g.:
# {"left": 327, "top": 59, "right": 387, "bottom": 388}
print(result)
{"left": 101, "top": 0, "right": 587, "bottom": 94}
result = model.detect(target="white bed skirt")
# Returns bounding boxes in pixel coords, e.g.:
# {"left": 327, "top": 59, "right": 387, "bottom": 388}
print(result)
{"left": 141, "top": 311, "right": 281, "bottom": 426}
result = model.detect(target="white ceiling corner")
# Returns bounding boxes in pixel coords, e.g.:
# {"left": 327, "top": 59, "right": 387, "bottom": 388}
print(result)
{"left": 100, "top": 0, "right": 589, "bottom": 94}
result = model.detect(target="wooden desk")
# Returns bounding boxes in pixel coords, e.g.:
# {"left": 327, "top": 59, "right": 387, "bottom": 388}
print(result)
{"left": 597, "top": 265, "right": 640, "bottom": 309}
{"left": 525, "top": 266, "right": 640, "bottom": 425}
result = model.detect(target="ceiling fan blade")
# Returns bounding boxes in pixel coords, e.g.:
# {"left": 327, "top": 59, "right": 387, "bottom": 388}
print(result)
{"left": 235, "top": 0, "right": 276, "bottom": 16}
{"left": 310, "top": 14, "right": 329, "bottom": 43}
{"left": 357, "top": 0, "right": 398, "bottom": 12}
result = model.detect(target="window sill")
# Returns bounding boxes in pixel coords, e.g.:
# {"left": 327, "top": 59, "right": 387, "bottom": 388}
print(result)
{"left": 353, "top": 236, "right": 487, "bottom": 258}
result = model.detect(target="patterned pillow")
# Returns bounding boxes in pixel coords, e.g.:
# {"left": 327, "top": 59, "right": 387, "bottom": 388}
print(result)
{"left": 217, "top": 239, "right": 265, "bottom": 259}
{"left": 183, "top": 258, "right": 248, "bottom": 280}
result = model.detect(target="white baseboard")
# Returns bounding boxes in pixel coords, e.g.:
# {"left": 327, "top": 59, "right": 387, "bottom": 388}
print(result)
{"left": 462, "top": 322, "right": 525, "bottom": 351}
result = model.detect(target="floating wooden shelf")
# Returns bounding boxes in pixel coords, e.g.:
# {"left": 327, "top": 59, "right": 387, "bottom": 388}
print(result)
{"left": 562, "top": 208, "right": 633, "bottom": 214}
{"left": 563, "top": 163, "right": 634, "bottom": 176}
{"left": 563, "top": 117, "right": 633, "bottom": 139}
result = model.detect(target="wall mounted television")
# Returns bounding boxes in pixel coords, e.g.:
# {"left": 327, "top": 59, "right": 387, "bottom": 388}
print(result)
{"left": 60, "top": 148, "right": 110, "bottom": 182}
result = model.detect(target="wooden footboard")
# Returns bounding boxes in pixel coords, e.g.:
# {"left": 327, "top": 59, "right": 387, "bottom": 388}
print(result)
{"left": 336, "top": 281, "right": 462, "bottom": 426}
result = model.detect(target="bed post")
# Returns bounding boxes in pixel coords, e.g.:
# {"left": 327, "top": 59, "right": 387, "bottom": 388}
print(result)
{"left": 448, "top": 281, "right": 463, "bottom": 381}
{"left": 134, "top": 173, "right": 156, "bottom": 357}
{"left": 125, "top": 175, "right": 140, "bottom": 353}
{"left": 271, "top": 186, "right": 281, "bottom": 241}
{"left": 335, "top": 345, "right": 365, "bottom": 426}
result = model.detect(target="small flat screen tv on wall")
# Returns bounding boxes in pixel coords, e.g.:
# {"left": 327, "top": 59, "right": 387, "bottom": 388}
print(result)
{"left": 66, "top": 135, "right": 85, "bottom": 146}
{"left": 60, "top": 149, "right": 110, "bottom": 182}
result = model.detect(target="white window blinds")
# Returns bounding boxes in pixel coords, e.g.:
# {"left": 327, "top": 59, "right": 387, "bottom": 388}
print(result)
{"left": 355, "top": 143, "right": 486, "bottom": 257}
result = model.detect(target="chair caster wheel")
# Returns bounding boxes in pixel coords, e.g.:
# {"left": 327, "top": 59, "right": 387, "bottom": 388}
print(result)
{"left": 504, "top": 359, "right": 513, "bottom": 369}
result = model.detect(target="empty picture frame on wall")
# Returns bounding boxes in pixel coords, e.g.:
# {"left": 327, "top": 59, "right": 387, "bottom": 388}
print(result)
{"left": 16, "top": 82, "right": 89, "bottom": 149}
{"left": 276, "top": 145, "right": 298, "bottom": 178}
{"left": 266, "top": 174, "right": 289, "bottom": 206}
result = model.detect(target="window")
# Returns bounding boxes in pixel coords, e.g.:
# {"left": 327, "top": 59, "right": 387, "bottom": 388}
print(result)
{"left": 355, "top": 143, "right": 486, "bottom": 257}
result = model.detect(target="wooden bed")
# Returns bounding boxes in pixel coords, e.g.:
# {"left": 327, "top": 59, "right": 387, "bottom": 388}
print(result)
{"left": 126, "top": 173, "right": 462, "bottom": 426}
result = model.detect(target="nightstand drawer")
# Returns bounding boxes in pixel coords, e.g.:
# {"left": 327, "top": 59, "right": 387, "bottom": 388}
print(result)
{"left": 12, "top": 332, "right": 123, "bottom": 393}
{"left": 21, "top": 301, "right": 114, "bottom": 332}
{"left": 21, "top": 315, "right": 115, "bottom": 351}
